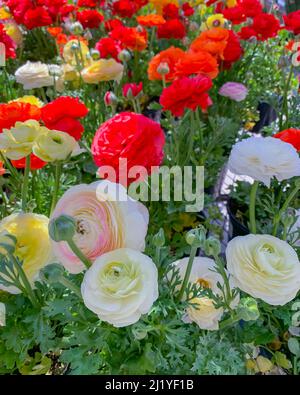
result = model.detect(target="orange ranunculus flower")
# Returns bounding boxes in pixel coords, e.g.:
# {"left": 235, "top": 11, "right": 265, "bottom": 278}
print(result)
{"left": 47, "top": 27, "right": 63, "bottom": 38}
{"left": 137, "top": 14, "right": 166, "bottom": 27}
{"left": 110, "top": 26, "right": 148, "bottom": 51}
{"left": 0, "top": 102, "right": 41, "bottom": 133}
{"left": 174, "top": 50, "right": 219, "bottom": 79}
{"left": 190, "top": 27, "right": 229, "bottom": 59}
{"left": 148, "top": 46, "right": 185, "bottom": 82}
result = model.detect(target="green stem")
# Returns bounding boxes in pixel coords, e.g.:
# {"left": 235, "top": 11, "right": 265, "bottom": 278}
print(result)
{"left": 178, "top": 245, "right": 198, "bottom": 301}
{"left": 272, "top": 181, "right": 300, "bottom": 237}
{"left": 67, "top": 238, "right": 92, "bottom": 270}
{"left": 249, "top": 181, "right": 259, "bottom": 234}
{"left": 59, "top": 277, "right": 82, "bottom": 299}
{"left": 219, "top": 314, "right": 239, "bottom": 330}
{"left": 50, "top": 162, "right": 62, "bottom": 215}
{"left": 279, "top": 64, "right": 294, "bottom": 130}
{"left": 21, "top": 155, "right": 31, "bottom": 212}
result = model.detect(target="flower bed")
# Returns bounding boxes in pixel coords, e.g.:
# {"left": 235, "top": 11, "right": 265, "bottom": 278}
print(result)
{"left": 0, "top": 0, "right": 300, "bottom": 376}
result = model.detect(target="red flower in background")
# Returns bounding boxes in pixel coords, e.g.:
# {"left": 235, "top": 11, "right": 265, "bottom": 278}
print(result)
{"left": 23, "top": 6, "right": 53, "bottom": 29}
{"left": 0, "top": 161, "right": 5, "bottom": 176}
{"left": 159, "top": 75, "right": 213, "bottom": 117}
{"left": 105, "top": 18, "right": 124, "bottom": 32}
{"left": 157, "top": 19, "right": 186, "bottom": 40}
{"left": 238, "top": 0, "right": 262, "bottom": 18}
{"left": 41, "top": 97, "right": 88, "bottom": 141}
{"left": 39, "top": 0, "right": 67, "bottom": 19}
{"left": 222, "top": 6, "right": 246, "bottom": 25}
{"left": 162, "top": 3, "right": 179, "bottom": 19}
{"left": 284, "top": 10, "right": 300, "bottom": 35}
{"left": 182, "top": 3, "right": 194, "bottom": 17}
{"left": 95, "top": 37, "right": 121, "bottom": 60}
{"left": 11, "top": 155, "right": 47, "bottom": 170}
{"left": 77, "top": 0, "right": 98, "bottom": 7}
{"left": 91, "top": 112, "right": 165, "bottom": 186}
{"left": 222, "top": 30, "right": 243, "bottom": 68}
{"left": 6, "top": 0, "right": 32, "bottom": 24}
{"left": 239, "top": 26, "right": 257, "bottom": 40}
{"left": 0, "top": 102, "right": 41, "bottom": 132}
{"left": 251, "top": 13, "right": 280, "bottom": 41}
{"left": 122, "top": 82, "right": 143, "bottom": 98}
{"left": 112, "top": 0, "right": 138, "bottom": 18}
{"left": 0, "top": 24, "right": 16, "bottom": 59}
{"left": 110, "top": 26, "right": 148, "bottom": 51}
{"left": 274, "top": 129, "right": 300, "bottom": 151}
{"left": 58, "top": 4, "right": 77, "bottom": 19}
{"left": 76, "top": 9, "right": 104, "bottom": 29}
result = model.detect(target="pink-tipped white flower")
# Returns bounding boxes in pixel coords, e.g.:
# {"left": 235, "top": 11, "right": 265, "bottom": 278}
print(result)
{"left": 219, "top": 82, "right": 248, "bottom": 102}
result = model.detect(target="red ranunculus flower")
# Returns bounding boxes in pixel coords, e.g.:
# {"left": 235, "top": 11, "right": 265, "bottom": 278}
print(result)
{"left": 76, "top": 9, "right": 104, "bottom": 29}
{"left": 238, "top": 0, "right": 262, "bottom": 18}
{"left": 222, "top": 5, "right": 246, "bottom": 25}
{"left": 162, "top": 3, "right": 179, "bottom": 19}
{"left": 95, "top": 37, "right": 121, "bottom": 60}
{"left": 284, "top": 10, "right": 300, "bottom": 36}
{"left": 274, "top": 129, "right": 300, "bottom": 151}
{"left": 110, "top": 26, "right": 148, "bottom": 51}
{"left": 222, "top": 30, "right": 243, "bottom": 68}
{"left": 0, "top": 24, "right": 16, "bottom": 59}
{"left": 23, "top": 6, "right": 53, "bottom": 29}
{"left": 251, "top": 13, "right": 280, "bottom": 41}
{"left": 77, "top": 0, "right": 98, "bottom": 7}
{"left": 58, "top": 4, "right": 77, "bottom": 19}
{"left": 112, "top": 0, "right": 137, "bottom": 18}
{"left": 105, "top": 18, "right": 124, "bottom": 32}
{"left": 91, "top": 112, "right": 165, "bottom": 186}
{"left": 122, "top": 82, "right": 143, "bottom": 98}
{"left": 239, "top": 26, "right": 257, "bottom": 40}
{"left": 159, "top": 75, "right": 213, "bottom": 117}
{"left": 182, "top": 2, "right": 194, "bottom": 17}
{"left": 0, "top": 102, "right": 41, "bottom": 132}
{"left": 6, "top": 0, "right": 33, "bottom": 24}
{"left": 11, "top": 155, "right": 47, "bottom": 170}
{"left": 157, "top": 19, "right": 186, "bottom": 40}
{"left": 41, "top": 97, "right": 88, "bottom": 140}
{"left": 39, "top": 0, "right": 67, "bottom": 19}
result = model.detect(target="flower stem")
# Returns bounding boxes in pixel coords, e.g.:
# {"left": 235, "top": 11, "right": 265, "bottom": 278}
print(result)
{"left": 50, "top": 162, "right": 62, "bottom": 215}
{"left": 67, "top": 238, "right": 92, "bottom": 270}
{"left": 178, "top": 245, "right": 198, "bottom": 301}
{"left": 249, "top": 181, "right": 259, "bottom": 234}
{"left": 59, "top": 276, "right": 82, "bottom": 299}
{"left": 21, "top": 155, "right": 31, "bottom": 212}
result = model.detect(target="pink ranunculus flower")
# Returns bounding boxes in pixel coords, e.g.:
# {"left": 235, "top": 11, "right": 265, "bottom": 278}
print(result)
{"left": 218, "top": 82, "right": 248, "bottom": 102}
{"left": 50, "top": 180, "right": 149, "bottom": 274}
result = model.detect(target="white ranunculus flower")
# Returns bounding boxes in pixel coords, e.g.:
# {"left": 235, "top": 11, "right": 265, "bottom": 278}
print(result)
{"left": 81, "top": 248, "right": 158, "bottom": 327}
{"left": 226, "top": 234, "right": 300, "bottom": 306}
{"left": 0, "top": 303, "right": 5, "bottom": 326}
{"left": 228, "top": 136, "right": 300, "bottom": 187}
{"left": 172, "top": 257, "right": 238, "bottom": 330}
{"left": 50, "top": 181, "right": 149, "bottom": 274}
{"left": 15, "top": 61, "right": 63, "bottom": 90}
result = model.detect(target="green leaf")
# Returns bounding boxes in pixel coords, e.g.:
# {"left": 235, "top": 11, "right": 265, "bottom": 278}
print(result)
{"left": 272, "top": 352, "right": 292, "bottom": 370}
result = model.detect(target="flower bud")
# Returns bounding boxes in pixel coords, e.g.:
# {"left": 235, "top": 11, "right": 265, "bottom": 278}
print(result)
{"left": 157, "top": 62, "right": 170, "bottom": 76}
{"left": 40, "top": 263, "right": 64, "bottom": 284}
{"left": 104, "top": 91, "right": 118, "bottom": 107}
{"left": 71, "top": 42, "right": 80, "bottom": 52}
{"left": 118, "top": 49, "right": 131, "bottom": 62}
{"left": 236, "top": 297, "right": 260, "bottom": 322}
{"left": 203, "top": 237, "right": 221, "bottom": 257}
{"left": 48, "top": 215, "right": 76, "bottom": 242}
{"left": 281, "top": 212, "right": 296, "bottom": 229}
{"left": 186, "top": 226, "right": 206, "bottom": 248}
{"left": 153, "top": 228, "right": 165, "bottom": 248}
{"left": 90, "top": 49, "right": 100, "bottom": 60}
{"left": 70, "top": 22, "right": 84, "bottom": 35}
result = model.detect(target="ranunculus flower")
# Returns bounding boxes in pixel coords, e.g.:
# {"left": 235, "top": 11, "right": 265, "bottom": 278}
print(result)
{"left": 63, "top": 39, "right": 90, "bottom": 67}
{"left": 0, "top": 120, "right": 41, "bottom": 160}
{"left": 228, "top": 136, "right": 300, "bottom": 187}
{"left": 190, "top": 27, "right": 229, "bottom": 59}
{"left": 0, "top": 102, "right": 41, "bottom": 132}
{"left": 81, "top": 59, "right": 124, "bottom": 83}
{"left": 0, "top": 23, "right": 16, "bottom": 59}
{"left": 157, "top": 18, "right": 186, "bottom": 39}
{"left": 81, "top": 248, "right": 158, "bottom": 327}
{"left": 222, "top": 5, "right": 246, "bottom": 25}
{"left": 172, "top": 257, "right": 238, "bottom": 330}
{"left": 95, "top": 37, "right": 121, "bottom": 60}
{"left": 137, "top": 14, "right": 166, "bottom": 27}
{"left": 238, "top": 0, "right": 263, "bottom": 18}
{"left": 122, "top": 82, "right": 143, "bottom": 98}
{"left": 32, "top": 129, "right": 79, "bottom": 163}
{"left": 110, "top": 25, "right": 148, "bottom": 51}
{"left": 11, "top": 155, "right": 46, "bottom": 170}
{"left": 0, "top": 213, "right": 52, "bottom": 294}
{"left": 0, "top": 303, "right": 5, "bottom": 326}
{"left": 148, "top": 46, "right": 185, "bottom": 82}
{"left": 159, "top": 75, "right": 213, "bottom": 117}
{"left": 174, "top": 50, "right": 219, "bottom": 79}
{"left": 219, "top": 82, "right": 248, "bottom": 101}
{"left": 76, "top": 9, "right": 104, "bottom": 29}
{"left": 284, "top": 10, "right": 300, "bottom": 35}
{"left": 274, "top": 129, "right": 300, "bottom": 152}
{"left": 15, "top": 61, "right": 62, "bottom": 90}
{"left": 50, "top": 181, "right": 149, "bottom": 273}
{"left": 23, "top": 6, "right": 53, "bottom": 30}
{"left": 226, "top": 234, "right": 300, "bottom": 305}
{"left": 91, "top": 112, "right": 165, "bottom": 186}
{"left": 251, "top": 13, "right": 280, "bottom": 41}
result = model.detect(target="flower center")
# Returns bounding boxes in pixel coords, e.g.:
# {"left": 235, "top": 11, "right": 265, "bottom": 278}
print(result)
{"left": 196, "top": 278, "right": 211, "bottom": 289}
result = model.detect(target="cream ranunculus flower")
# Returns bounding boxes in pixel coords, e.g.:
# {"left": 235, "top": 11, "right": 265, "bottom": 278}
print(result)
{"left": 0, "top": 213, "right": 53, "bottom": 294}
{"left": 0, "top": 303, "right": 5, "bottom": 327}
{"left": 50, "top": 180, "right": 149, "bottom": 273}
{"left": 0, "top": 120, "right": 41, "bottom": 160}
{"left": 32, "top": 128, "right": 79, "bottom": 162}
{"left": 15, "top": 61, "right": 61, "bottom": 90}
{"left": 81, "top": 248, "right": 158, "bottom": 327}
{"left": 172, "top": 257, "right": 238, "bottom": 330}
{"left": 226, "top": 234, "right": 300, "bottom": 305}
{"left": 228, "top": 136, "right": 300, "bottom": 187}
{"left": 81, "top": 59, "right": 124, "bottom": 84}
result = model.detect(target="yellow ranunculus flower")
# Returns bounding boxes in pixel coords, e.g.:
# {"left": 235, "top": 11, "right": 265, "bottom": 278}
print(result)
{"left": 63, "top": 63, "right": 80, "bottom": 82}
{"left": 3, "top": 21, "right": 23, "bottom": 46}
{"left": 0, "top": 213, "right": 52, "bottom": 294}
{"left": 10, "top": 95, "right": 44, "bottom": 108}
{"left": 32, "top": 129, "right": 79, "bottom": 162}
{"left": 81, "top": 59, "right": 124, "bottom": 84}
{"left": 205, "top": 14, "right": 226, "bottom": 29}
{"left": 63, "top": 39, "right": 90, "bottom": 67}
{"left": 0, "top": 7, "right": 11, "bottom": 20}
{"left": 0, "top": 120, "right": 41, "bottom": 160}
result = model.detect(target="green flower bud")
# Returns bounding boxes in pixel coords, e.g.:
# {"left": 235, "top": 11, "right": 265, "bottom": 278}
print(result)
{"left": 40, "top": 263, "right": 64, "bottom": 284}
{"left": 90, "top": 49, "right": 100, "bottom": 61}
{"left": 204, "top": 237, "right": 221, "bottom": 257}
{"left": 70, "top": 22, "right": 84, "bottom": 35}
{"left": 153, "top": 228, "right": 165, "bottom": 248}
{"left": 186, "top": 226, "right": 206, "bottom": 248}
{"left": 71, "top": 42, "right": 79, "bottom": 52}
{"left": 48, "top": 215, "right": 76, "bottom": 242}
{"left": 157, "top": 62, "right": 170, "bottom": 76}
{"left": 236, "top": 297, "right": 260, "bottom": 322}
{"left": 118, "top": 50, "right": 131, "bottom": 62}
